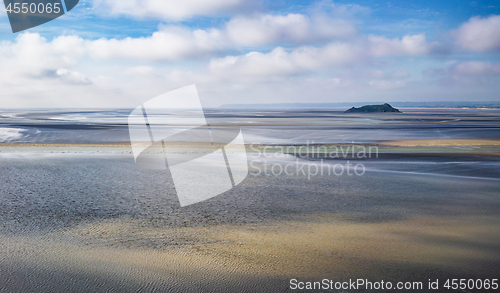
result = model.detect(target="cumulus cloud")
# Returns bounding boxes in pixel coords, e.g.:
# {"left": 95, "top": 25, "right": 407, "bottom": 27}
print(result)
{"left": 4, "top": 8, "right": 499, "bottom": 108}
{"left": 91, "top": 0, "right": 257, "bottom": 20}
{"left": 368, "top": 34, "right": 434, "bottom": 56}
{"left": 0, "top": 29, "right": 431, "bottom": 94}
{"left": 0, "top": 14, "right": 434, "bottom": 67}
{"left": 0, "top": 33, "right": 76, "bottom": 80}
{"left": 0, "top": 33, "right": 120, "bottom": 108}
{"left": 205, "top": 34, "right": 433, "bottom": 78}
{"left": 3, "top": 12, "right": 354, "bottom": 62}
{"left": 454, "top": 15, "right": 500, "bottom": 52}
{"left": 208, "top": 43, "right": 364, "bottom": 77}
{"left": 83, "top": 12, "right": 359, "bottom": 59}
{"left": 0, "top": 21, "right": 439, "bottom": 104}
{"left": 86, "top": 26, "right": 231, "bottom": 60}
{"left": 225, "top": 13, "right": 356, "bottom": 46}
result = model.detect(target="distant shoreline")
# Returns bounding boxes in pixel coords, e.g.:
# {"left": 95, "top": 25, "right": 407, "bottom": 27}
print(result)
{"left": 220, "top": 102, "right": 500, "bottom": 109}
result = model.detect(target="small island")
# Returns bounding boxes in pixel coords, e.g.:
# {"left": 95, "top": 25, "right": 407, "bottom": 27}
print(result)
{"left": 345, "top": 103, "right": 401, "bottom": 113}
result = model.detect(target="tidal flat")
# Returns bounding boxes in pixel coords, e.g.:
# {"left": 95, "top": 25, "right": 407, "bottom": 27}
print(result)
{"left": 0, "top": 109, "right": 499, "bottom": 292}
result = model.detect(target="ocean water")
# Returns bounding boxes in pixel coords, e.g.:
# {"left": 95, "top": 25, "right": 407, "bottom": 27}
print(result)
{"left": 0, "top": 108, "right": 499, "bottom": 144}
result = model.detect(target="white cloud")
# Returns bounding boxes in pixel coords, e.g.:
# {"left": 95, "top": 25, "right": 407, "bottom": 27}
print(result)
{"left": 454, "top": 15, "right": 500, "bottom": 52}
{"left": 7, "top": 12, "right": 354, "bottom": 62}
{"left": 82, "top": 13, "right": 358, "bottom": 60}
{"left": 205, "top": 34, "right": 432, "bottom": 78}
{"left": 0, "top": 33, "right": 123, "bottom": 108}
{"left": 91, "top": 0, "right": 256, "bottom": 20}
{"left": 225, "top": 13, "right": 356, "bottom": 46}
{"left": 368, "top": 34, "right": 433, "bottom": 56}
{"left": 86, "top": 26, "right": 231, "bottom": 60}
{"left": 0, "top": 14, "right": 433, "bottom": 67}
{"left": 208, "top": 43, "right": 364, "bottom": 77}
{"left": 0, "top": 29, "right": 432, "bottom": 108}
{"left": 0, "top": 33, "right": 73, "bottom": 80}
{"left": 4, "top": 9, "right": 499, "bottom": 108}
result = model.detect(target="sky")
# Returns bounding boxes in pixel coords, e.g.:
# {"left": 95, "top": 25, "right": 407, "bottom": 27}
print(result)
{"left": 0, "top": 0, "right": 499, "bottom": 108}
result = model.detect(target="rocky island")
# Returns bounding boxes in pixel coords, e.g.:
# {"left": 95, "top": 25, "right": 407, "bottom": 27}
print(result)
{"left": 345, "top": 103, "right": 401, "bottom": 113}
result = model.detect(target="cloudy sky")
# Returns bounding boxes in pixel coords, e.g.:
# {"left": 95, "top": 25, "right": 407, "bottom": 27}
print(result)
{"left": 0, "top": 0, "right": 499, "bottom": 108}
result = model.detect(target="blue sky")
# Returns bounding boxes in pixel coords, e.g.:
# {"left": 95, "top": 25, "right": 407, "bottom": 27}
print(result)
{"left": 0, "top": 0, "right": 499, "bottom": 108}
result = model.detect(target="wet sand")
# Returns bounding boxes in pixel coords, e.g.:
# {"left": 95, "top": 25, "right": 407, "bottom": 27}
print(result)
{"left": 0, "top": 151, "right": 499, "bottom": 292}
{"left": 1, "top": 108, "right": 499, "bottom": 292}
{"left": 1, "top": 214, "right": 498, "bottom": 292}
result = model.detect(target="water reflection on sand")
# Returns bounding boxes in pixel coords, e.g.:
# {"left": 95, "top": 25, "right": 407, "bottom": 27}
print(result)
{"left": 0, "top": 152, "right": 498, "bottom": 292}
